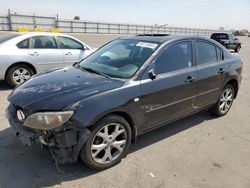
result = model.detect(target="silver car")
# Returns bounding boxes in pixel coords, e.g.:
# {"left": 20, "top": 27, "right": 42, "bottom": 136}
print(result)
{"left": 0, "top": 32, "right": 93, "bottom": 87}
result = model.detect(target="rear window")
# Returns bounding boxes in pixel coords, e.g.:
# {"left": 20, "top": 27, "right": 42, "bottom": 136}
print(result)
{"left": 0, "top": 34, "right": 20, "bottom": 44}
{"left": 211, "top": 34, "right": 228, "bottom": 40}
{"left": 17, "top": 39, "right": 29, "bottom": 49}
{"left": 196, "top": 41, "right": 217, "bottom": 65}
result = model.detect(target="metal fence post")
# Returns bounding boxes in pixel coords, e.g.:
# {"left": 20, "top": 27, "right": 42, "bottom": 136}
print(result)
{"left": 55, "top": 14, "right": 59, "bottom": 28}
{"left": 8, "top": 9, "right": 12, "bottom": 31}
{"left": 84, "top": 21, "right": 86, "bottom": 33}
{"left": 33, "top": 14, "right": 36, "bottom": 29}
{"left": 97, "top": 22, "right": 99, "bottom": 34}
{"left": 71, "top": 21, "right": 73, "bottom": 32}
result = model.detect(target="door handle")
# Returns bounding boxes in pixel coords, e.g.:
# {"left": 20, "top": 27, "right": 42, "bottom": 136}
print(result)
{"left": 218, "top": 68, "right": 226, "bottom": 74}
{"left": 185, "top": 76, "right": 196, "bottom": 83}
{"left": 65, "top": 52, "right": 72, "bottom": 56}
{"left": 30, "top": 52, "right": 39, "bottom": 56}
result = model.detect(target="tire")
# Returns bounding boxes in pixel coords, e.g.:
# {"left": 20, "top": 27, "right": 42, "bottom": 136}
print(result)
{"left": 210, "top": 85, "right": 235, "bottom": 117}
{"left": 80, "top": 115, "right": 132, "bottom": 170}
{"left": 234, "top": 45, "right": 240, "bottom": 52}
{"left": 6, "top": 64, "right": 34, "bottom": 87}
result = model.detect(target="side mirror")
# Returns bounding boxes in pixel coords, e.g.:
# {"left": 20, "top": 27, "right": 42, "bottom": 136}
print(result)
{"left": 80, "top": 45, "right": 86, "bottom": 50}
{"left": 234, "top": 38, "right": 238, "bottom": 40}
{"left": 148, "top": 69, "right": 157, "bottom": 80}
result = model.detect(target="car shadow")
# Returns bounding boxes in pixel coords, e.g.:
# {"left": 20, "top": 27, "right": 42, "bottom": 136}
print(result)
{"left": 0, "top": 81, "right": 12, "bottom": 91}
{"left": 0, "top": 110, "right": 215, "bottom": 187}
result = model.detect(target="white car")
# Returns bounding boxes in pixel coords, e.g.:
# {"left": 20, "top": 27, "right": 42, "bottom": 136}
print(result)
{"left": 0, "top": 32, "right": 94, "bottom": 87}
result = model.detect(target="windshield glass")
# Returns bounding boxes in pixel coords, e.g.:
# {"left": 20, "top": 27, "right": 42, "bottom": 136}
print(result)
{"left": 0, "top": 33, "right": 20, "bottom": 44}
{"left": 211, "top": 34, "right": 228, "bottom": 40}
{"left": 79, "top": 39, "right": 160, "bottom": 78}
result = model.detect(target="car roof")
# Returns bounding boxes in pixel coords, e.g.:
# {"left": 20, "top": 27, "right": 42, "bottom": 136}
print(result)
{"left": 11, "top": 32, "right": 70, "bottom": 37}
{"left": 211, "top": 32, "right": 233, "bottom": 35}
{"left": 0, "top": 32, "right": 94, "bottom": 50}
{"left": 119, "top": 34, "right": 214, "bottom": 44}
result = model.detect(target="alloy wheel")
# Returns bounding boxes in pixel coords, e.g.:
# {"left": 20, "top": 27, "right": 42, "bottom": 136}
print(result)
{"left": 91, "top": 123, "right": 127, "bottom": 164}
{"left": 219, "top": 87, "right": 234, "bottom": 114}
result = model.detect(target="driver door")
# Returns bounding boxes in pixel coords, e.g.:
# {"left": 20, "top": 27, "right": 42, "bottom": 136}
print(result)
{"left": 140, "top": 40, "right": 198, "bottom": 131}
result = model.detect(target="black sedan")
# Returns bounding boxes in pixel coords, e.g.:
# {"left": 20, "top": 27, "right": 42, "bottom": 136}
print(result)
{"left": 6, "top": 34, "right": 243, "bottom": 170}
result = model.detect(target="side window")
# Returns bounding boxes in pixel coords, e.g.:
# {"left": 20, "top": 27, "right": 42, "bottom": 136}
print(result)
{"left": 57, "top": 37, "right": 84, "bottom": 50}
{"left": 196, "top": 41, "right": 217, "bottom": 65}
{"left": 32, "top": 36, "right": 57, "bottom": 49}
{"left": 220, "top": 34, "right": 229, "bottom": 40}
{"left": 17, "top": 39, "right": 29, "bottom": 49}
{"left": 216, "top": 47, "right": 223, "bottom": 61}
{"left": 155, "top": 41, "right": 193, "bottom": 74}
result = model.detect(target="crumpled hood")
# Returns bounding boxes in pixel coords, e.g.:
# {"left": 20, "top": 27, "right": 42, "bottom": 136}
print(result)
{"left": 8, "top": 66, "right": 124, "bottom": 112}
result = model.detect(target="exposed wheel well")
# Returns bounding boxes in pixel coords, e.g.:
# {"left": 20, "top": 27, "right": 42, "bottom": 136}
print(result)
{"left": 226, "top": 79, "right": 238, "bottom": 98}
{"left": 5, "top": 62, "right": 37, "bottom": 79}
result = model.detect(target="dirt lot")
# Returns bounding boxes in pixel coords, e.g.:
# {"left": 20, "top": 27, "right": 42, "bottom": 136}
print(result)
{"left": 0, "top": 35, "right": 250, "bottom": 188}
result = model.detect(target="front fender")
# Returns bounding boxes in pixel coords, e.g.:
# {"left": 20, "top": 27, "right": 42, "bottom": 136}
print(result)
{"left": 67, "top": 82, "right": 141, "bottom": 129}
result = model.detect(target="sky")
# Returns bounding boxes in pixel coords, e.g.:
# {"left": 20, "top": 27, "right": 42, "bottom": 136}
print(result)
{"left": 0, "top": 0, "right": 249, "bottom": 30}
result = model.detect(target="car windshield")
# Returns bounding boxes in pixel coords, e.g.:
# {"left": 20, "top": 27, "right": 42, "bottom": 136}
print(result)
{"left": 0, "top": 33, "right": 20, "bottom": 44}
{"left": 79, "top": 39, "right": 160, "bottom": 78}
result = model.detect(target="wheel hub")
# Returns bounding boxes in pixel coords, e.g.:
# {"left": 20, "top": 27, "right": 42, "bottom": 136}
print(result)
{"left": 12, "top": 68, "right": 31, "bottom": 84}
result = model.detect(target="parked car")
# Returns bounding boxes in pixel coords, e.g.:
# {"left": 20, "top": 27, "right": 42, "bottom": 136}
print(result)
{"left": 6, "top": 34, "right": 243, "bottom": 170}
{"left": 210, "top": 32, "right": 241, "bottom": 52}
{"left": 0, "top": 32, "right": 93, "bottom": 87}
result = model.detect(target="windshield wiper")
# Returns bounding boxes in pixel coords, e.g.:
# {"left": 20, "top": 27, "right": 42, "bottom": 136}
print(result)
{"left": 78, "top": 66, "right": 110, "bottom": 78}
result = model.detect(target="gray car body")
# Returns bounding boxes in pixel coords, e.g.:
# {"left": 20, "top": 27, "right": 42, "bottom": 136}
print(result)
{"left": 7, "top": 35, "right": 243, "bottom": 165}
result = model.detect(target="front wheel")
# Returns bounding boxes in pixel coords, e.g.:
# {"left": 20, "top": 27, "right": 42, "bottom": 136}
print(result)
{"left": 80, "top": 115, "right": 132, "bottom": 170}
{"left": 210, "top": 85, "right": 235, "bottom": 117}
{"left": 6, "top": 64, "right": 34, "bottom": 87}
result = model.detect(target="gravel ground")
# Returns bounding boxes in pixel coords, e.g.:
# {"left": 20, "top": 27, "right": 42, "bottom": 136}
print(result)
{"left": 0, "top": 35, "right": 250, "bottom": 188}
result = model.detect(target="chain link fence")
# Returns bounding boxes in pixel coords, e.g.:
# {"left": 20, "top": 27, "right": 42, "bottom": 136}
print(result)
{"left": 0, "top": 11, "right": 221, "bottom": 36}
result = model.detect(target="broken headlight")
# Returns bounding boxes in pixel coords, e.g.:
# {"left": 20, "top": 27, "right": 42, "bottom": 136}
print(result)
{"left": 23, "top": 111, "right": 74, "bottom": 130}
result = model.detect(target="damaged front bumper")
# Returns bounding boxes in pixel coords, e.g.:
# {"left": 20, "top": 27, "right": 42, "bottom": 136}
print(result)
{"left": 6, "top": 103, "right": 91, "bottom": 165}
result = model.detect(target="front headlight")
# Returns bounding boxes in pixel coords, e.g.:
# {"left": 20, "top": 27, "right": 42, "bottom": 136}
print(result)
{"left": 23, "top": 111, "right": 74, "bottom": 130}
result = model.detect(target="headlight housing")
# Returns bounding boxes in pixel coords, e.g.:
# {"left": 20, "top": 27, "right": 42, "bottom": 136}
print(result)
{"left": 23, "top": 111, "right": 74, "bottom": 130}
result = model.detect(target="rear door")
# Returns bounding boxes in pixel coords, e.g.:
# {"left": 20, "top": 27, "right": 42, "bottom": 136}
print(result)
{"left": 140, "top": 40, "right": 198, "bottom": 131}
{"left": 194, "top": 40, "right": 227, "bottom": 108}
{"left": 29, "top": 36, "right": 64, "bottom": 72}
{"left": 56, "top": 36, "right": 92, "bottom": 66}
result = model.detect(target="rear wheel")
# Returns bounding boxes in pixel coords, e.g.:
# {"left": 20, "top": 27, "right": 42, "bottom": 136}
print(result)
{"left": 6, "top": 64, "right": 34, "bottom": 87}
{"left": 80, "top": 115, "right": 132, "bottom": 170}
{"left": 210, "top": 85, "right": 235, "bottom": 117}
{"left": 234, "top": 45, "right": 240, "bottom": 52}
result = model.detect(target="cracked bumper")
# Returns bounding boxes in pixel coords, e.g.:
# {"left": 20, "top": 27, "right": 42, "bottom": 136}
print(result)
{"left": 6, "top": 103, "right": 91, "bottom": 164}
